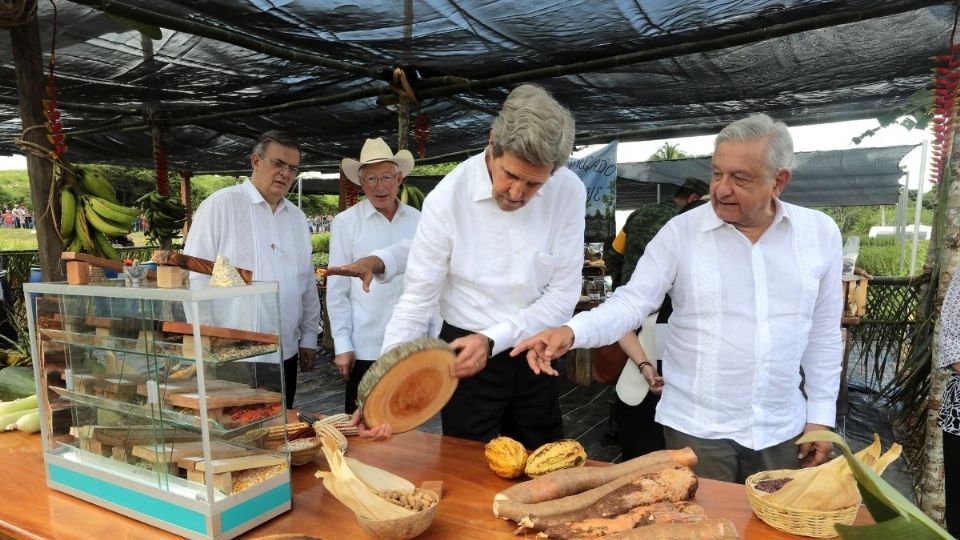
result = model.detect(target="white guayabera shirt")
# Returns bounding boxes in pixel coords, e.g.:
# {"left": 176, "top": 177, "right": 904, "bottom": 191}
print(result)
{"left": 184, "top": 180, "right": 321, "bottom": 362}
{"left": 567, "top": 200, "right": 844, "bottom": 450}
{"left": 380, "top": 151, "right": 586, "bottom": 355}
{"left": 326, "top": 199, "right": 420, "bottom": 361}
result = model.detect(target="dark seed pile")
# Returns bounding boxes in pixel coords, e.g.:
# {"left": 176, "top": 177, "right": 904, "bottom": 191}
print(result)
{"left": 755, "top": 477, "right": 792, "bottom": 493}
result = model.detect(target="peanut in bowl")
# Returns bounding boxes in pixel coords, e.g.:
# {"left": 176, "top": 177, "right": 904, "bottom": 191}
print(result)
{"left": 356, "top": 488, "right": 440, "bottom": 540}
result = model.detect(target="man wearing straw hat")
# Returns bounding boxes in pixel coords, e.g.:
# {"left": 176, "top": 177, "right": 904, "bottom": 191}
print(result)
{"left": 332, "top": 84, "right": 585, "bottom": 446}
{"left": 326, "top": 138, "right": 421, "bottom": 415}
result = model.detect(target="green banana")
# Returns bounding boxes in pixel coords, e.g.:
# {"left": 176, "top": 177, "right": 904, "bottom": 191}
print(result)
{"left": 83, "top": 199, "right": 129, "bottom": 237}
{"left": 88, "top": 195, "right": 141, "bottom": 220}
{"left": 74, "top": 205, "right": 94, "bottom": 252}
{"left": 66, "top": 235, "right": 83, "bottom": 253}
{"left": 60, "top": 189, "right": 76, "bottom": 241}
{"left": 85, "top": 195, "right": 139, "bottom": 225}
{"left": 78, "top": 167, "right": 120, "bottom": 204}
{"left": 92, "top": 230, "right": 120, "bottom": 261}
{"left": 405, "top": 185, "right": 425, "bottom": 210}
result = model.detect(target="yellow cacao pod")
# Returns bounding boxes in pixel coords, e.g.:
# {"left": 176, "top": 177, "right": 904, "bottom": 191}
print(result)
{"left": 484, "top": 436, "right": 528, "bottom": 479}
{"left": 524, "top": 439, "right": 587, "bottom": 477}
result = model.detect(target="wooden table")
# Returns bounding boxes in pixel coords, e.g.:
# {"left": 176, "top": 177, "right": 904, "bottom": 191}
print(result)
{"left": 0, "top": 429, "right": 871, "bottom": 539}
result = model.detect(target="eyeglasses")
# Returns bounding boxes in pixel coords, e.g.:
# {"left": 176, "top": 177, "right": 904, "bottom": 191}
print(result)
{"left": 258, "top": 154, "right": 300, "bottom": 175}
{"left": 359, "top": 172, "right": 400, "bottom": 186}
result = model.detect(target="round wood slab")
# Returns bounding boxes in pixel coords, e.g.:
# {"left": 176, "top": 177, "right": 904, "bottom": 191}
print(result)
{"left": 358, "top": 338, "right": 457, "bottom": 433}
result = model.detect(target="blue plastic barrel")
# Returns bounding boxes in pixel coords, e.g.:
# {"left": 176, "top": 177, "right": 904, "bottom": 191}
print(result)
{"left": 29, "top": 265, "right": 42, "bottom": 283}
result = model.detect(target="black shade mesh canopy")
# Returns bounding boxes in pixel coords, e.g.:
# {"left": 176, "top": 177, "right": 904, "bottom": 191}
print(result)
{"left": 0, "top": 1, "right": 951, "bottom": 186}
{"left": 617, "top": 145, "right": 917, "bottom": 208}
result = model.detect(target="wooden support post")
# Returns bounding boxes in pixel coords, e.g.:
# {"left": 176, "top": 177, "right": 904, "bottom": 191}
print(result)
{"left": 179, "top": 170, "right": 192, "bottom": 241}
{"left": 9, "top": 1, "right": 64, "bottom": 281}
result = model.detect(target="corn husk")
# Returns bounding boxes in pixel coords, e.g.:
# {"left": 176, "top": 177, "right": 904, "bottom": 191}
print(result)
{"left": 315, "top": 435, "right": 414, "bottom": 520}
{"left": 345, "top": 457, "right": 415, "bottom": 493}
{"left": 763, "top": 433, "right": 901, "bottom": 511}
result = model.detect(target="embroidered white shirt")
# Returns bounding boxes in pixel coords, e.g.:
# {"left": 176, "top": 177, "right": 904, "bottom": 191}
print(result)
{"left": 381, "top": 151, "right": 586, "bottom": 355}
{"left": 326, "top": 199, "right": 420, "bottom": 360}
{"left": 566, "top": 200, "right": 843, "bottom": 450}
{"left": 183, "top": 180, "right": 321, "bottom": 361}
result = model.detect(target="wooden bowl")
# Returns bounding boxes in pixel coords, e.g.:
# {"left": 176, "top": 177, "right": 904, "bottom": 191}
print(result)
{"left": 355, "top": 489, "right": 439, "bottom": 540}
{"left": 280, "top": 437, "right": 321, "bottom": 466}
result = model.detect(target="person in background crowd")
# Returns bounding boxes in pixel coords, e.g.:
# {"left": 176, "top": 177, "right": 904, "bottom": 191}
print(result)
{"left": 605, "top": 177, "right": 709, "bottom": 459}
{"left": 184, "top": 130, "right": 321, "bottom": 408}
{"left": 329, "top": 84, "right": 584, "bottom": 446}
{"left": 326, "top": 138, "right": 420, "bottom": 415}
{"left": 514, "top": 113, "right": 843, "bottom": 483}
{"left": 938, "top": 273, "right": 960, "bottom": 537}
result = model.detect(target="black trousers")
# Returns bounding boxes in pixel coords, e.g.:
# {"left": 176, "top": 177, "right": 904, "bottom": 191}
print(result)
{"left": 345, "top": 359, "right": 374, "bottom": 414}
{"left": 945, "top": 429, "right": 960, "bottom": 537}
{"left": 616, "top": 375, "right": 665, "bottom": 459}
{"left": 439, "top": 323, "right": 563, "bottom": 448}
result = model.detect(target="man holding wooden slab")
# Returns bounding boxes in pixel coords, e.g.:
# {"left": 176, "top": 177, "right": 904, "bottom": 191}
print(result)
{"left": 330, "top": 85, "right": 585, "bottom": 447}
{"left": 183, "top": 130, "right": 321, "bottom": 409}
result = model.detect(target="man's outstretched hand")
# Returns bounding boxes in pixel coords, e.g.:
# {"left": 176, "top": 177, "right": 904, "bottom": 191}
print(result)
{"left": 510, "top": 326, "right": 576, "bottom": 376}
{"left": 324, "top": 255, "right": 385, "bottom": 292}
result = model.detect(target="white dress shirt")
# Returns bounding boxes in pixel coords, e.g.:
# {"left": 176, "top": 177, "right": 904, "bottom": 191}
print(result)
{"left": 183, "top": 180, "right": 321, "bottom": 361}
{"left": 326, "top": 199, "right": 420, "bottom": 360}
{"left": 567, "top": 200, "right": 843, "bottom": 450}
{"left": 381, "top": 151, "right": 586, "bottom": 355}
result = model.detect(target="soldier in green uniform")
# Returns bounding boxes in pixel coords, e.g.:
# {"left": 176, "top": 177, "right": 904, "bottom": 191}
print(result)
{"left": 604, "top": 177, "right": 709, "bottom": 459}
{"left": 606, "top": 178, "right": 709, "bottom": 289}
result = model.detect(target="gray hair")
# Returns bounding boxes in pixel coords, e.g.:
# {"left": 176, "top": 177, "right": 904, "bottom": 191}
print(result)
{"left": 715, "top": 113, "right": 793, "bottom": 177}
{"left": 252, "top": 129, "right": 300, "bottom": 156}
{"left": 490, "top": 84, "right": 575, "bottom": 171}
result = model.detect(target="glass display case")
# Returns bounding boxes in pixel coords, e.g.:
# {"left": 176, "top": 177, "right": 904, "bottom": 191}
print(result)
{"left": 23, "top": 279, "right": 291, "bottom": 540}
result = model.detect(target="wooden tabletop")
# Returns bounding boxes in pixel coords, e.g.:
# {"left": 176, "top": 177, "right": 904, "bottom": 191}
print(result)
{"left": 0, "top": 429, "right": 871, "bottom": 539}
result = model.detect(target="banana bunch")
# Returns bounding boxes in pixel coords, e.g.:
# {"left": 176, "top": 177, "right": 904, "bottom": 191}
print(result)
{"left": 399, "top": 184, "right": 425, "bottom": 210}
{"left": 135, "top": 190, "right": 187, "bottom": 245}
{"left": 60, "top": 165, "right": 139, "bottom": 260}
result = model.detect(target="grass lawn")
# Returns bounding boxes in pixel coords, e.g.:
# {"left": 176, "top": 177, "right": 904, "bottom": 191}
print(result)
{"left": 0, "top": 229, "right": 149, "bottom": 251}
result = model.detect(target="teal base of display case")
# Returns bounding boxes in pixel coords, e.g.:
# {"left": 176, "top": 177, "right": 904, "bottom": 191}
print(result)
{"left": 47, "top": 460, "right": 291, "bottom": 539}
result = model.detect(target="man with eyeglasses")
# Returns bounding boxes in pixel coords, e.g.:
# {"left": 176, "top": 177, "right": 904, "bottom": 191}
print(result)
{"left": 326, "top": 138, "right": 422, "bottom": 415}
{"left": 330, "top": 85, "right": 585, "bottom": 447}
{"left": 184, "top": 130, "right": 321, "bottom": 409}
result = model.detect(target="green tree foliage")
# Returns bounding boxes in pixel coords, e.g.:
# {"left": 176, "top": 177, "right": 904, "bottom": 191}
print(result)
{"left": 648, "top": 141, "right": 689, "bottom": 161}
{"left": 410, "top": 162, "right": 458, "bottom": 176}
{"left": 817, "top": 188, "right": 934, "bottom": 237}
{"left": 0, "top": 170, "right": 30, "bottom": 209}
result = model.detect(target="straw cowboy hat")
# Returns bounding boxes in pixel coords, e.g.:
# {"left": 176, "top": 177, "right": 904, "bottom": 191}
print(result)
{"left": 341, "top": 138, "right": 415, "bottom": 186}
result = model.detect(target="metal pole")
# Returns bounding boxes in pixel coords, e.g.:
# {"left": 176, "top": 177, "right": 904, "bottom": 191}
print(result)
{"left": 297, "top": 176, "right": 303, "bottom": 208}
{"left": 896, "top": 173, "right": 908, "bottom": 274}
{"left": 909, "top": 140, "right": 930, "bottom": 275}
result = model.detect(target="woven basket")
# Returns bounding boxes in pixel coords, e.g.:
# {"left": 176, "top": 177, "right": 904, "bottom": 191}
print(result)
{"left": 745, "top": 471, "right": 860, "bottom": 538}
{"left": 280, "top": 437, "right": 322, "bottom": 466}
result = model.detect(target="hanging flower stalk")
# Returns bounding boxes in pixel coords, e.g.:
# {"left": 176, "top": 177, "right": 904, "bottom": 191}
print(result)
{"left": 929, "top": 46, "right": 960, "bottom": 183}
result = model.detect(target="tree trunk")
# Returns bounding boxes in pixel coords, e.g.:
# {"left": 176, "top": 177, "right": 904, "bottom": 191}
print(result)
{"left": 921, "top": 139, "right": 959, "bottom": 524}
{"left": 9, "top": 2, "right": 64, "bottom": 281}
